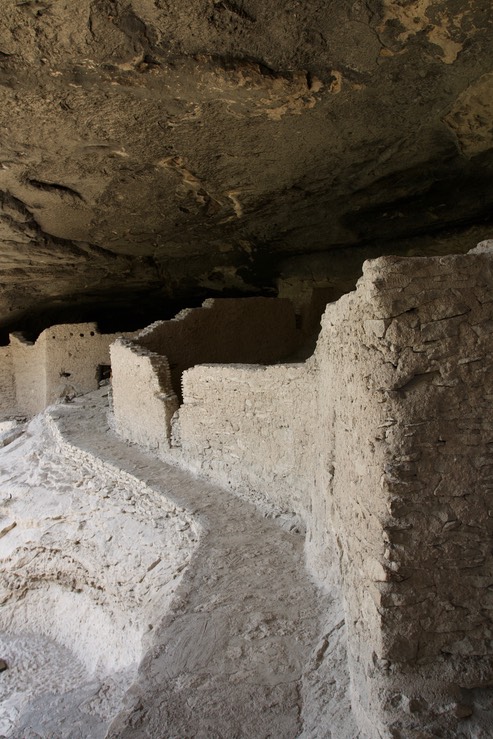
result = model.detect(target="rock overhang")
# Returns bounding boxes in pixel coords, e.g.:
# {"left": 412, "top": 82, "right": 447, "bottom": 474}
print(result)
{"left": 0, "top": 0, "right": 492, "bottom": 330}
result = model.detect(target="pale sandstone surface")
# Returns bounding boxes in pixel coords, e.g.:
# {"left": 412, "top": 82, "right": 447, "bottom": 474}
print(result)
{"left": 0, "top": 389, "right": 353, "bottom": 738}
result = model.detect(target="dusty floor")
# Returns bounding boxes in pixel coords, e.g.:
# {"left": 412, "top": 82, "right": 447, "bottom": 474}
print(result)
{"left": 0, "top": 390, "right": 356, "bottom": 738}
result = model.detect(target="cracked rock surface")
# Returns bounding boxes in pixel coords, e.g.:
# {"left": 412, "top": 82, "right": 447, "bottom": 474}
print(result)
{"left": 0, "top": 1, "right": 493, "bottom": 329}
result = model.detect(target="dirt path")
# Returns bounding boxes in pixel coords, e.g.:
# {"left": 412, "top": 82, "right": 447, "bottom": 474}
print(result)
{"left": 2, "top": 390, "right": 356, "bottom": 737}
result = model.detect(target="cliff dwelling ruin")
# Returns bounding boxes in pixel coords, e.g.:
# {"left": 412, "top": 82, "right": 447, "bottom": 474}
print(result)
{"left": 1, "top": 1, "right": 493, "bottom": 737}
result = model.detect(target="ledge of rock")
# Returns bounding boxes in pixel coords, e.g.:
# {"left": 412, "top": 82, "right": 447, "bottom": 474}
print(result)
{"left": 0, "top": 1, "right": 493, "bottom": 332}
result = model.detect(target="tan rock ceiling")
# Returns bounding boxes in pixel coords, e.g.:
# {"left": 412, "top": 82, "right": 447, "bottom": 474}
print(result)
{"left": 0, "top": 0, "right": 492, "bottom": 333}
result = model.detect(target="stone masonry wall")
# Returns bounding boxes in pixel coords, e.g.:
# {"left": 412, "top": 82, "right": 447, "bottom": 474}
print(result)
{"left": 110, "top": 297, "right": 302, "bottom": 451}
{"left": 0, "top": 345, "right": 16, "bottom": 417}
{"left": 110, "top": 339, "right": 179, "bottom": 451}
{"left": 178, "top": 362, "right": 318, "bottom": 520}
{"left": 10, "top": 331, "right": 47, "bottom": 417}
{"left": 332, "top": 254, "right": 493, "bottom": 737}
{"left": 172, "top": 250, "right": 493, "bottom": 737}
{"left": 10, "top": 323, "right": 134, "bottom": 416}
{"left": 136, "top": 297, "right": 300, "bottom": 397}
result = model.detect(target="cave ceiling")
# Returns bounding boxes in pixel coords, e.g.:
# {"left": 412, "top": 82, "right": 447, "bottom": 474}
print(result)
{"left": 1, "top": 0, "right": 493, "bottom": 333}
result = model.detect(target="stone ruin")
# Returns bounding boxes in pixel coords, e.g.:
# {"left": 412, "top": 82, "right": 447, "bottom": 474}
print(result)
{"left": 1, "top": 246, "right": 493, "bottom": 736}
{"left": 110, "top": 296, "right": 301, "bottom": 449}
{"left": 0, "top": 322, "right": 136, "bottom": 419}
{"left": 109, "top": 246, "right": 493, "bottom": 736}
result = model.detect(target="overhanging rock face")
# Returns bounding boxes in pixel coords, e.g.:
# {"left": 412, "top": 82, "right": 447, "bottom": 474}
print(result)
{"left": 1, "top": 1, "right": 493, "bottom": 327}
{"left": 111, "top": 247, "right": 493, "bottom": 736}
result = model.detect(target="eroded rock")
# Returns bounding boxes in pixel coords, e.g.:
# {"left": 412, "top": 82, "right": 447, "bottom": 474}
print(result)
{"left": 0, "top": 1, "right": 492, "bottom": 330}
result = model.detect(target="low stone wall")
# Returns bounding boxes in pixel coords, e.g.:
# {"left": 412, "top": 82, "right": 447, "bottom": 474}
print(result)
{"left": 110, "top": 340, "right": 179, "bottom": 451}
{"left": 136, "top": 297, "right": 300, "bottom": 397}
{"left": 172, "top": 250, "right": 493, "bottom": 736}
{"left": 179, "top": 362, "right": 317, "bottom": 518}
{"left": 110, "top": 297, "right": 302, "bottom": 450}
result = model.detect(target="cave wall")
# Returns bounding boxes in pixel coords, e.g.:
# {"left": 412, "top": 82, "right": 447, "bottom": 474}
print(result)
{"left": 1, "top": 1, "right": 493, "bottom": 326}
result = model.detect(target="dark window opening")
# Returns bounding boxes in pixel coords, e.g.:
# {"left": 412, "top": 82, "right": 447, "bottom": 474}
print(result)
{"left": 96, "top": 364, "right": 111, "bottom": 384}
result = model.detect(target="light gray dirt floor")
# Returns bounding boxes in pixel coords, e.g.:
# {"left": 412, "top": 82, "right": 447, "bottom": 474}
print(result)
{"left": 0, "top": 389, "right": 356, "bottom": 738}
